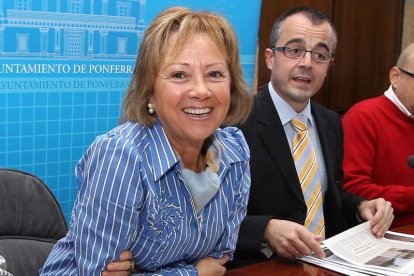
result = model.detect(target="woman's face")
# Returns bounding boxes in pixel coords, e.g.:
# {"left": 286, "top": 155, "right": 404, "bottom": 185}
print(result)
{"left": 151, "top": 33, "right": 231, "bottom": 151}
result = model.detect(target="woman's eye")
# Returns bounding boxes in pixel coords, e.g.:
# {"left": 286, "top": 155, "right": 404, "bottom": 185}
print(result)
{"left": 172, "top": 72, "right": 186, "bottom": 79}
{"left": 208, "top": 71, "right": 224, "bottom": 78}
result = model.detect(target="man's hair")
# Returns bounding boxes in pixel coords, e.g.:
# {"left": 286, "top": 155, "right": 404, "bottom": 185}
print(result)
{"left": 397, "top": 43, "right": 414, "bottom": 68}
{"left": 122, "top": 7, "right": 252, "bottom": 126}
{"left": 269, "top": 7, "right": 338, "bottom": 53}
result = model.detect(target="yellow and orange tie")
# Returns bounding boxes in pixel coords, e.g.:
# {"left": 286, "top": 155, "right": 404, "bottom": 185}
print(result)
{"left": 291, "top": 116, "right": 325, "bottom": 238}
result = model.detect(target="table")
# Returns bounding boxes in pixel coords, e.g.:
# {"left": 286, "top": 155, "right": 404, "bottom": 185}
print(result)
{"left": 225, "top": 225, "right": 414, "bottom": 275}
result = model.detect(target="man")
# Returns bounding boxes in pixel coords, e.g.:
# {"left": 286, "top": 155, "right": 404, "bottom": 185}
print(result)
{"left": 342, "top": 42, "right": 414, "bottom": 228}
{"left": 234, "top": 7, "right": 393, "bottom": 262}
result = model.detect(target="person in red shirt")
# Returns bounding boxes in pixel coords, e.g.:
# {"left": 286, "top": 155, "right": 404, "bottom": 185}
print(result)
{"left": 343, "top": 42, "right": 414, "bottom": 228}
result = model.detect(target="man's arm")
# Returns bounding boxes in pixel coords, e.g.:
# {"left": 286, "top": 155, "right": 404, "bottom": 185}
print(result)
{"left": 343, "top": 106, "right": 414, "bottom": 215}
{"left": 234, "top": 215, "right": 325, "bottom": 260}
{"left": 235, "top": 215, "right": 273, "bottom": 257}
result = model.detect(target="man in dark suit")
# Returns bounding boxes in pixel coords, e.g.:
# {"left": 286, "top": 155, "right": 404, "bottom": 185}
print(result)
{"left": 233, "top": 7, "right": 394, "bottom": 263}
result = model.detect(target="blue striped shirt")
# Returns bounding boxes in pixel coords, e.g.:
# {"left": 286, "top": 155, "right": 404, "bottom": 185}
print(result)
{"left": 40, "top": 120, "right": 251, "bottom": 275}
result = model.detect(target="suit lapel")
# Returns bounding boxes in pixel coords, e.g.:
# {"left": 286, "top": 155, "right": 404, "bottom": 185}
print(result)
{"left": 311, "top": 103, "right": 336, "bottom": 196}
{"left": 256, "top": 86, "right": 305, "bottom": 204}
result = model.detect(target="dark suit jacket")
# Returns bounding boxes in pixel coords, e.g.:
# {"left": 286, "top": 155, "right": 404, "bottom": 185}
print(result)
{"left": 235, "top": 85, "right": 363, "bottom": 259}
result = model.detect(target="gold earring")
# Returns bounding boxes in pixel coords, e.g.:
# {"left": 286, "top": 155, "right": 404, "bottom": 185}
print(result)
{"left": 147, "top": 103, "right": 155, "bottom": 114}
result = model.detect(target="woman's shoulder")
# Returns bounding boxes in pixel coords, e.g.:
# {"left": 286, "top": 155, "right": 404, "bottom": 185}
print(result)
{"left": 107, "top": 121, "right": 144, "bottom": 138}
{"left": 215, "top": 126, "right": 250, "bottom": 159}
{"left": 91, "top": 121, "right": 148, "bottom": 152}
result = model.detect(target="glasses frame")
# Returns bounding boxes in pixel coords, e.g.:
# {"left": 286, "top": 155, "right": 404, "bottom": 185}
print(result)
{"left": 272, "top": 46, "right": 334, "bottom": 63}
{"left": 398, "top": 67, "right": 414, "bottom": 79}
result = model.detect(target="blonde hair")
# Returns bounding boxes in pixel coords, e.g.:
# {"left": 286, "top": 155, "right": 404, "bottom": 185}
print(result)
{"left": 122, "top": 6, "right": 252, "bottom": 126}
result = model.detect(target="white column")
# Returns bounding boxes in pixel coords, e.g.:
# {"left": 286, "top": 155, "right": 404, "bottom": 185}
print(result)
{"left": 0, "top": 26, "right": 4, "bottom": 52}
{"left": 87, "top": 30, "right": 94, "bottom": 57}
{"left": 138, "top": 0, "right": 145, "bottom": 25}
{"left": 54, "top": 28, "right": 61, "bottom": 56}
{"left": 0, "top": 0, "right": 4, "bottom": 17}
{"left": 56, "top": 0, "right": 61, "bottom": 12}
{"left": 41, "top": 0, "right": 48, "bottom": 10}
{"left": 40, "top": 27, "right": 49, "bottom": 54}
{"left": 101, "top": 0, "right": 108, "bottom": 15}
{"left": 99, "top": 31, "right": 108, "bottom": 55}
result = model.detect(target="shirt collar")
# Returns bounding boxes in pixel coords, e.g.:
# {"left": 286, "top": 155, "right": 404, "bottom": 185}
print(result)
{"left": 148, "top": 119, "right": 180, "bottom": 181}
{"left": 268, "top": 82, "right": 314, "bottom": 127}
{"left": 148, "top": 120, "right": 236, "bottom": 182}
{"left": 384, "top": 85, "right": 414, "bottom": 118}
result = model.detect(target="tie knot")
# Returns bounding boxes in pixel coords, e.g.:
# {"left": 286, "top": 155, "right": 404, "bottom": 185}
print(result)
{"left": 290, "top": 118, "right": 307, "bottom": 132}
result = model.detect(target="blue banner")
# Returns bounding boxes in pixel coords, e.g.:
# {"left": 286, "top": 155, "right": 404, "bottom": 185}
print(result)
{"left": 0, "top": 0, "right": 262, "bottom": 222}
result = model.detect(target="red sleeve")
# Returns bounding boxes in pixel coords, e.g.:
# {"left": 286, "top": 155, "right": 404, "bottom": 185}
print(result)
{"left": 342, "top": 106, "right": 414, "bottom": 216}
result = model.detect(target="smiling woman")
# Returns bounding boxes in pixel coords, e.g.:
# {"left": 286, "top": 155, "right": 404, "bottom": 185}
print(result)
{"left": 151, "top": 32, "right": 232, "bottom": 171}
{"left": 39, "top": 6, "right": 253, "bottom": 276}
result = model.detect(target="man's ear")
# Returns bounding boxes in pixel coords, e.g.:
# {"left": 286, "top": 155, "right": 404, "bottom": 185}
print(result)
{"left": 389, "top": 66, "right": 400, "bottom": 89}
{"left": 327, "top": 57, "right": 334, "bottom": 71}
{"left": 264, "top": 48, "right": 275, "bottom": 70}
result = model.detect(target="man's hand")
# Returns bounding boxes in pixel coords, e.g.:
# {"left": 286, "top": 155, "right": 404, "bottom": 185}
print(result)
{"left": 263, "top": 219, "right": 325, "bottom": 259}
{"left": 195, "top": 255, "right": 229, "bottom": 276}
{"left": 102, "top": 251, "right": 133, "bottom": 276}
{"left": 358, "top": 198, "right": 394, "bottom": 238}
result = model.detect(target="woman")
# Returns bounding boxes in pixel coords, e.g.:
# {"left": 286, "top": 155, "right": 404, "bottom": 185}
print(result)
{"left": 40, "top": 7, "right": 252, "bottom": 276}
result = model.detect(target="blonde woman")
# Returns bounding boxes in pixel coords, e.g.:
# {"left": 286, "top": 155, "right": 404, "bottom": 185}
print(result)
{"left": 40, "top": 7, "right": 252, "bottom": 276}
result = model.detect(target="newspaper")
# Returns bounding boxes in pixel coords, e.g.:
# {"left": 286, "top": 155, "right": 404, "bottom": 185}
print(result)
{"left": 0, "top": 255, "right": 13, "bottom": 276}
{"left": 299, "top": 221, "right": 414, "bottom": 276}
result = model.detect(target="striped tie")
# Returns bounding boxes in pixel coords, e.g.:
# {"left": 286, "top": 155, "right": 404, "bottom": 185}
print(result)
{"left": 290, "top": 117, "right": 325, "bottom": 238}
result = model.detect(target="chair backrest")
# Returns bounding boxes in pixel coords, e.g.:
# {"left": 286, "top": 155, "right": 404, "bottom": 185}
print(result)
{"left": 0, "top": 168, "right": 68, "bottom": 240}
{"left": 0, "top": 168, "right": 68, "bottom": 276}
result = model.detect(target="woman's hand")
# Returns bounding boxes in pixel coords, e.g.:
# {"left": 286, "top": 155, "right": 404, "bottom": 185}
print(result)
{"left": 195, "top": 255, "right": 229, "bottom": 276}
{"left": 101, "top": 251, "right": 133, "bottom": 276}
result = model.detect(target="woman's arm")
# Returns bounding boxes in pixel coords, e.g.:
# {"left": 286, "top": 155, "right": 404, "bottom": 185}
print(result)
{"left": 41, "top": 135, "right": 142, "bottom": 275}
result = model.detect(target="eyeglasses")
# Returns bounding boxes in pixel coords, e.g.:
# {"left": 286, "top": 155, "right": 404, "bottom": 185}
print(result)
{"left": 272, "top": 46, "right": 334, "bottom": 63}
{"left": 398, "top": 67, "right": 414, "bottom": 79}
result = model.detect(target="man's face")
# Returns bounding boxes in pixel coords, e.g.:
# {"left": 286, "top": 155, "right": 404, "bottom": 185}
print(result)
{"left": 265, "top": 14, "right": 335, "bottom": 112}
{"left": 392, "top": 64, "right": 414, "bottom": 115}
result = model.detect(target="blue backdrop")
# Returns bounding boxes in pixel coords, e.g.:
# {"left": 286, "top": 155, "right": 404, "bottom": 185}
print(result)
{"left": 0, "top": 0, "right": 262, "bottom": 223}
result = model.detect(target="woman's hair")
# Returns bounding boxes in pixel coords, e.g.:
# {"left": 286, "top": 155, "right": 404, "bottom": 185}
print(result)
{"left": 122, "top": 6, "right": 252, "bottom": 126}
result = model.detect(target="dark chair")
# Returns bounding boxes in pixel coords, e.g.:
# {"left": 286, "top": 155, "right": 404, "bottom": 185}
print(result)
{"left": 0, "top": 169, "right": 68, "bottom": 276}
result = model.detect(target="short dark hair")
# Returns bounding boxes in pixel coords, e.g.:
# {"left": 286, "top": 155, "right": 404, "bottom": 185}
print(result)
{"left": 269, "top": 7, "right": 337, "bottom": 53}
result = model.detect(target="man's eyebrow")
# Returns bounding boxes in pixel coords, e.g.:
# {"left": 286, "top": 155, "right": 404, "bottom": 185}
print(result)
{"left": 284, "top": 39, "right": 331, "bottom": 52}
{"left": 313, "top": 42, "right": 331, "bottom": 52}
{"left": 283, "top": 38, "right": 305, "bottom": 46}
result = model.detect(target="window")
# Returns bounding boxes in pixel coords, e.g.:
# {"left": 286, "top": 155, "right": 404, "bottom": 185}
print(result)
{"left": 66, "top": 32, "right": 82, "bottom": 57}
{"left": 117, "top": 38, "right": 127, "bottom": 54}
{"left": 15, "top": 0, "right": 31, "bottom": 10}
{"left": 16, "top": 33, "right": 29, "bottom": 52}
{"left": 117, "top": 2, "right": 131, "bottom": 17}
{"left": 69, "top": 0, "right": 82, "bottom": 14}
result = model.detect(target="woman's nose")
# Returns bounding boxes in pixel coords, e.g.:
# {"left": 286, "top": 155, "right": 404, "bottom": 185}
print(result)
{"left": 190, "top": 74, "right": 212, "bottom": 99}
